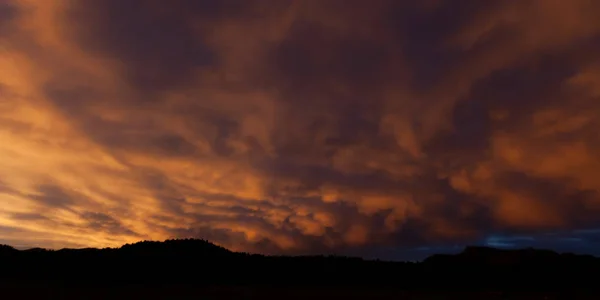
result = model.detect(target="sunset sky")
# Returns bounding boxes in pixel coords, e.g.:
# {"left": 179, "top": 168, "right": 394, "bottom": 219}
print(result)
{"left": 1, "top": 0, "right": 599, "bottom": 260}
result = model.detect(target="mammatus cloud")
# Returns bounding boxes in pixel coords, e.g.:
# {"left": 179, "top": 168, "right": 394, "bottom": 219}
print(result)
{"left": 0, "top": 0, "right": 599, "bottom": 259}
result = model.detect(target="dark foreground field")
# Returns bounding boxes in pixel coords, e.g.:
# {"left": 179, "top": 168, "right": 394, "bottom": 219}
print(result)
{"left": 1, "top": 240, "right": 599, "bottom": 299}
{"left": 0, "top": 284, "right": 590, "bottom": 300}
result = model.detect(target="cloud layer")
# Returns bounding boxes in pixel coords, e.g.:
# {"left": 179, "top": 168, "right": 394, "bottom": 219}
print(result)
{"left": 1, "top": 0, "right": 599, "bottom": 259}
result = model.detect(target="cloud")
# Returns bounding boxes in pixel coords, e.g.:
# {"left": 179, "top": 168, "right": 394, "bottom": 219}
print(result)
{"left": 0, "top": 0, "right": 599, "bottom": 259}
{"left": 80, "top": 211, "right": 141, "bottom": 237}
{"left": 0, "top": 2, "right": 18, "bottom": 34}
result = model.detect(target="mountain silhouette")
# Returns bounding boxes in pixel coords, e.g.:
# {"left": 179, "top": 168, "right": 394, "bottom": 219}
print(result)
{"left": 0, "top": 244, "right": 17, "bottom": 255}
{"left": 1, "top": 240, "right": 598, "bottom": 299}
{"left": 118, "top": 239, "right": 232, "bottom": 257}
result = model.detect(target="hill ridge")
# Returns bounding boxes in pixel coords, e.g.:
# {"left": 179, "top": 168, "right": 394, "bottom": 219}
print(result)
{"left": 1, "top": 239, "right": 598, "bottom": 290}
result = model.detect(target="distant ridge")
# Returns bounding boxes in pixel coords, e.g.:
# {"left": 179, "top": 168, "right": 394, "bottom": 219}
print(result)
{"left": 0, "top": 244, "right": 17, "bottom": 253}
{"left": 425, "top": 245, "right": 596, "bottom": 266}
{"left": 4, "top": 239, "right": 596, "bottom": 262}
{"left": 119, "top": 239, "right": 232, "bottom": 256}
{"left": 0, "top": 239, "right": 598, "bottom": 291}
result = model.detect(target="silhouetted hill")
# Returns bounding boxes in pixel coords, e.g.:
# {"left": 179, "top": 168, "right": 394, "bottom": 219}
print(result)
{"left": 118, "top": 238, "right": 232, "bottom": 257}
{"left": 1, "top": 239, "right": 599, "bottom": 298}
{"left": 0, "top": 244, "right": 17, "bottom": 254}
{"left": 424, "top": 245, "right": 598, "bottom": 271}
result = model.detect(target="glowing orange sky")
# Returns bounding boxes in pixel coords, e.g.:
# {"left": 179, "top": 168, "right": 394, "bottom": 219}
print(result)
{"left": 1, "top": 0, "right": 599, "bottom": 258}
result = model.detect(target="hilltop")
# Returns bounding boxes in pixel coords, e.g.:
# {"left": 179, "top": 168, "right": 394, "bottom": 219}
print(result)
{"left": 0, "top": 239, "right": 597, "bottom": 291}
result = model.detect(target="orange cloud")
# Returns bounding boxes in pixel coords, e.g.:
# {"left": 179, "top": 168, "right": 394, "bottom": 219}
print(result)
{"left": 1, "top": 0, "right": 600, "bottom": 259}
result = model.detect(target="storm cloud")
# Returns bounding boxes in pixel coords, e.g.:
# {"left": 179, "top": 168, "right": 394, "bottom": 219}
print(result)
{"left": 1, "top": 0, "right": 600, "bottom": 260}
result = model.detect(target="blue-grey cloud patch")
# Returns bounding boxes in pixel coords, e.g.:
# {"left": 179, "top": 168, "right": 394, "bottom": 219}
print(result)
{"left": 481, "top": 231, "right": 600, "bottom": 257}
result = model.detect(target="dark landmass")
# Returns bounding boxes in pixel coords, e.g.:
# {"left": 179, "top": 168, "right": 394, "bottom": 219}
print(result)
{"left": 1, "top": 239, "right": 598, "bottom": 299}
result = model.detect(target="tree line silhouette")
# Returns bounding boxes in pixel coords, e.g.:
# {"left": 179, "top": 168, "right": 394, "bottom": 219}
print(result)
{"left": 0, "top": 239, "right": 598, "bottom": 294}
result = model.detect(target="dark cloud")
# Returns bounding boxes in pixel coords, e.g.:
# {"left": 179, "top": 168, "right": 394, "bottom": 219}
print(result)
{"left": 0, "top": 2, "right": 18, "bottom": 34}
{"left": 63, "top": 0, "right": 228, "bottom": 94}
{"left": 80, "top": 212, "right": 140, "bottom": 237}
{"left": 391, "top": 1, "right": 504, "bottom": 91}
{"left": 0, "top": 2, "right": 18, "bottom": 18}
{"left": 10, "top": 213, "right": 48, "bottom": 221}
{"left": 28, "top": 185, "right": 75, "bottom": 209}
{"left": 43, "top": 83, "right": 200, "bottom": 159}
{"left": 271, "top": 19, "right": 391, "bottom": 92}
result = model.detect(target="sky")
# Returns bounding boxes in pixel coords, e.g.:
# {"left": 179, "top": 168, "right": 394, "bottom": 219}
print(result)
{"left": 0, "top": 0, "right": 599, "bottom": 261}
